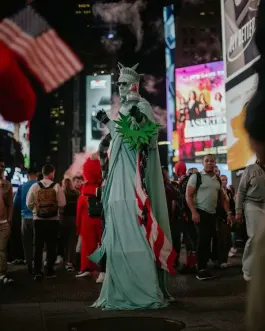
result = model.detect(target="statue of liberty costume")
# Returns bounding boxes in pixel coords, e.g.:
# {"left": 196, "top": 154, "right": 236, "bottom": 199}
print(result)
{"left": 90, "top": 63, "right": 176, "bottom": 310}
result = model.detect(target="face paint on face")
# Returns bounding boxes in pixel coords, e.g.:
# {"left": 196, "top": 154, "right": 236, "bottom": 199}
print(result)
{"left": 117, "top": 81, "right": 130, "bottom": 98}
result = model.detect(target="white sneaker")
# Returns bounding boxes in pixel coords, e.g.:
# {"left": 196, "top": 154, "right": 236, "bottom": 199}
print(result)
{"left": 243, "top": 274, "right": 251, "bottom": 282}
{"left": 96, "top": 272, "right": 105, "bottom": 283}
{"left": 75, "top": 271, "right": 90, "bottom": 278}
{"left": 228, "top": 248, "right": 237, "bottom": 257}
{"left": 55, "top": 256, "right": 63, "bottom": 265}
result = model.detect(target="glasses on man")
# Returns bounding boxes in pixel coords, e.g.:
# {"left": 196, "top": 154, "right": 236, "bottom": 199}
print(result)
{"left": 117, "top": 82, "right": 129, "bottom": 87}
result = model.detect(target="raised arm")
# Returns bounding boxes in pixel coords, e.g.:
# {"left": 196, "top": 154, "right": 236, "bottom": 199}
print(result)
{"left": 95, "top": 110, "right": 115, "bottom": 136}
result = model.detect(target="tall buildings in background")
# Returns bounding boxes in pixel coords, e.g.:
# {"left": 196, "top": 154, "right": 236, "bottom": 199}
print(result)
{"left": 175, "top": 0, "right": 222, "bottom": 68}
{"left": 163, "top": 4, "right": 176, "bottom": 173}
{"left": 164, "top": 1, "right": 226, "bottom": 170}
{"left": 74, "top": 2, "right": 93, "bottom": 28}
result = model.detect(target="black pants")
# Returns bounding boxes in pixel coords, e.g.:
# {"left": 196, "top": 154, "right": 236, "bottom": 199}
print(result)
{"left": 34, "top": 220, "right": 59, "bottom": 274}
{"left": 183, "top": 210, "right": 197, "bottom": 252}
{"left": 212, "top": 218, "right": 231, "bottom": 264}
{"left": 170, "top": 219, "right": 182, "bottom": 258}
{"left": 196, "top": 209, "right": 216, "bottom": 271}
{"left": 10, "top": 209, "right": 24, "bottom": 260}
{"left": 100, "top": 211, "right": 106, "bottom": 272}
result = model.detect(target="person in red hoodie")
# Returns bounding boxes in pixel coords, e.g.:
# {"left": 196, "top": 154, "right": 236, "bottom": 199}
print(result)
{"left": 75, "top": 155, "right": 102, "bottom": 279}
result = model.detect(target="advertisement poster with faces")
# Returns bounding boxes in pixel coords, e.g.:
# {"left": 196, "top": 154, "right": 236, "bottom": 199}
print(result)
{"left": 86, "top": 75, "right": 111, "bottom": 151}
{"left": 174, "top": 61, "right": 226, "bottom": 162}
{"left": 223, "top": 0, "right": 260, "bottom": 81}
{"left": 221, "top": 0, "right": 260, "bottom": 170}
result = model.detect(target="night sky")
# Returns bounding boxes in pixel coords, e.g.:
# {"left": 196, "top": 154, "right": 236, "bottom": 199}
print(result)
{"left": 1, "top": 0, "right": 172, "bottom": 170}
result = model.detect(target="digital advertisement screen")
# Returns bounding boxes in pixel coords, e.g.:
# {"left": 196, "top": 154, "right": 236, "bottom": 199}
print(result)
{"left": 174, "top": 61, "right": 227, "bottom": 163}
{"left": 163, "top": 4, "right": 176, "bottom": 174}
{"left": 221, "top": 0, "right": 260, "bottom": 170}
{"left": 222, "top": 0, "right": 260, "bottom": 82}
{"left": 86, "top": 75, "right": 112, "bottom": 151}
{"left": 226, "top": 73, "right": 257, "bottom": 170}
{"left": 0, "top": 115, "right": 30, "bottom": 169}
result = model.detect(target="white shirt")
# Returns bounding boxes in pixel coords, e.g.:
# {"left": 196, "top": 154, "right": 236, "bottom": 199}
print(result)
{"left": 26, "top": 179, "right": 66, "bottom": 220}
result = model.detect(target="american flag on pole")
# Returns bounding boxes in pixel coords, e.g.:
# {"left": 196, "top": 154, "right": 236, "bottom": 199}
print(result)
{"left": 135, "top": 153, "right": 176, "bottom": 275}
{"left": 0, "top": 5, "right": 83, "bottom": 92}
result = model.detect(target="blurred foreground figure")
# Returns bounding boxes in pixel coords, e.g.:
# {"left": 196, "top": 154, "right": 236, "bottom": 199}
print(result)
{"left": 0, "top": 42, "right": 36, "bottom": 123}
{"left": 0, "top": 4, "right": 83, "bottom": 124}
{"left": 246, "top": 1, "right": 265, "bottom": 330}
{"left": 90, "top": 63, "right": 176, "bottom": 310}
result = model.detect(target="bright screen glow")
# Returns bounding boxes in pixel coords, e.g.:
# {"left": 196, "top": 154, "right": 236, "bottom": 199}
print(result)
{"left": 174, "top": 61, "right": 226, "bottom": 162}
{"left": 86, "top": 75, "right": 111, "bottom": 152}
{"left": 0, "top": 115, "right": 30, "bottom": 169}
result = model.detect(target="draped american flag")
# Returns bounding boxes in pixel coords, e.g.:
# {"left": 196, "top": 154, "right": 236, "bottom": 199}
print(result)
{"left": 135, "top": 153, "right": 176, "bottom": 275}
{"left": 0, "top": 5, "right": 83, "bottom": 92}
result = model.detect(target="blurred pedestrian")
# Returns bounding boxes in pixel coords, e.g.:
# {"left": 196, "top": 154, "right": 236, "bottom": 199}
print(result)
{"left": 14, "top": 168, "right": 38, "bottom": 274}
{"left": 0, "top": 162, "right": 14, "bottom": 284}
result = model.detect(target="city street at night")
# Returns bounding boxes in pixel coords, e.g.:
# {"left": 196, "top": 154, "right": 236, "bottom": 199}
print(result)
{"left": 0, "top": 252, "right": 246, "bottom": 331}
{"left": 1, "top": 1, "right": 265, "bottom": 331}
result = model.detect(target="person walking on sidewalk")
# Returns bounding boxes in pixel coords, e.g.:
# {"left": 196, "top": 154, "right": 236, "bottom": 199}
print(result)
{"left": 26, "top": 164, "right": 66, "bottom": 280}
{"left": 186, "top": 154, "right": 232, "bottom": 281}
{"left": 14, "top": 168, "right": 38, "bottom": 274}
{"left": 0, "top": 162, "right": 14, "bottom": 284}
{"left": 235, "top": 159, "right": 265, "bottom": 282}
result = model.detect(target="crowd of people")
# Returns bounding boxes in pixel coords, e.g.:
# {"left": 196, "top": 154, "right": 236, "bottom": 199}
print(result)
{"left": 1, "top": 152, "right": 263, "bottom": 286}
{"left": 163, "top": 155, "right": 242, "bottom": 281}
{"left": 0, "top": 158, "right": 105, "bottom": 284}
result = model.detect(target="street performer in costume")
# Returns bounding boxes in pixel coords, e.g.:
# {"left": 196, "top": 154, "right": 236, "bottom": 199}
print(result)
{"left": 90, "top": 63, "right": 176, "bottom": 310}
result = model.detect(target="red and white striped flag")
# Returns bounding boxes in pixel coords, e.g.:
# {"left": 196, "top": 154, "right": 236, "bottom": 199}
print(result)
{"left": 0, "top": 5, "right": 83, "bottom": 92}
{"left": 135, "top": 154, "right": 177, "bottom": 275}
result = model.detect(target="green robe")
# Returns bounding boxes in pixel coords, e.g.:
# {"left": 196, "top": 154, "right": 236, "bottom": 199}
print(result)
{"left": 90, "top": 98, "right": 172, "bottom": 310}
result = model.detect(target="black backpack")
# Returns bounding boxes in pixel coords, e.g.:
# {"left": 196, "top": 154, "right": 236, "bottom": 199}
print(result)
{"left": 64, "top": 190, "right": 79, "bottom": 217}
{"left": 180, "top": 173, "right": 222, "bottom": 213}
{"left": 85, "top": 194, "right": 102, "bottom": 218}
{"left": 179, "top": 174, "right": 202, "bottom": 213}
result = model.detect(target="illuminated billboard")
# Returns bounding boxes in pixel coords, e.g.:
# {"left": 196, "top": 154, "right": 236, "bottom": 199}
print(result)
{"left": 0, "top": 115, "right": 30, "bottom": 168}
{"left": 222, "top": 0, "right": 260, "bottom": 82}
{"left": 174, "top": 61, "right": 226, "bottom": 162}
{"left": 221, "top": 0, "right": 259, "bottom": 170}
{"left": 86, "top": 75, "right": 112, "bottom": 151}
{"left": 163, "top": 4, "right": 176, "bottom": 171}
{"left": 226, "top": 73, "right": 257, "bottom": 170}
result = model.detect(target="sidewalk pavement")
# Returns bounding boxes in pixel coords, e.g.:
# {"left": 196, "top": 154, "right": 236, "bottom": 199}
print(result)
{"left": 0, "top": 255, "right": 246, "bottom": 331}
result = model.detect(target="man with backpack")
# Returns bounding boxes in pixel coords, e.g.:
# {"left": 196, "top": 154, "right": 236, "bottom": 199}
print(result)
{"left": 26, "top": 164, "right": 66, "bottom": 280}
{"left": 186, "top": 154, "right": 231, "bottom": 280}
